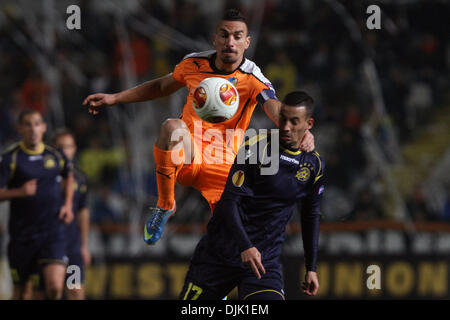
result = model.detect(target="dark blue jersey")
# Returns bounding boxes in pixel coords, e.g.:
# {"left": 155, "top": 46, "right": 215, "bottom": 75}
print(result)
{"left": 0, "top": 142, "right": 72, "bottom": 240}
{"left": 65, "top": 166, "right": 88, "bottom": 248}
{"left": 193, "top": 133, "right": 324, "bottom": 271}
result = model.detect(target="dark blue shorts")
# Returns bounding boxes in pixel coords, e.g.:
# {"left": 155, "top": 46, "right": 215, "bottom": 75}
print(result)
{"left": 8, "top": 229, "right": 68, "bottom": 285}
{"left": 179, "top": 260, "right": 285, "bottom": 300}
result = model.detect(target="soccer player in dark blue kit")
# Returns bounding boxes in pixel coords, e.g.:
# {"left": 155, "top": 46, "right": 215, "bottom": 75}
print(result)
{"left": 54, "top": 129, "right": 91, "bottom": 300}
{"left": 179, "top": 91, "right": 324, "bottom": 300}
{"left": 0, "top": 110, "right": 74, "bottom": 299}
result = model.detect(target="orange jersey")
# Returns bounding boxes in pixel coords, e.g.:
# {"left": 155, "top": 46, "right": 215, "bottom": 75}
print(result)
{"left": 172, "top": 50, "right": 277, "bottom": 208}
{"left": 172, "top": 50, "right": 276, "bottom": 146}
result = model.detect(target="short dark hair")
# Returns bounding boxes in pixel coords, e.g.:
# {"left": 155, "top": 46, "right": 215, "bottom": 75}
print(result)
{"left": 51, "top": 128, "right": 74, "bottom": 145}
{"left": 222, "top": 8, "right": 246, "bottom": 24}
{"left": 17, "top": 109, "right": 43, "bottom": 124}
{"left": 282, "top": 91, "right": 315, "bottom": 117}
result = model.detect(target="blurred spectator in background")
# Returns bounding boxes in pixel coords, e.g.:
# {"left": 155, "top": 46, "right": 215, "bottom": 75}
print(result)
{"left": 19, "top": 70, "right": 50, "bottom": 116}
{"left": 349, "top": 189, "right": 383, "bottom": 221}
{"left": 113, "top": 30, "right": 153, "bottom": 81}
{"left": 443, "top": 188, "right": 450, "bottom": 222}
{"left": 78, "top": 137, "right": 125, "bottom": 187}
{"left": 406, "top": 185, "right": 437, "bottom": 221}
{"left": 0, "top": 101, "right": 16, "bottom": 146}
{"left": 265, "top": 50, "right": 297, "bottom": 100}
{"left": 91, "top": 166, "right": 125, "bottom": 227}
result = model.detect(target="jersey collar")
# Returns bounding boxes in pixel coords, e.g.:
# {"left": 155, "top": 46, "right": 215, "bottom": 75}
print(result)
{"left": 280, "top": 146, "right": 302, "bottom": 156}
{"left": 19, "top": 141, "right": 45, "bottom": 155}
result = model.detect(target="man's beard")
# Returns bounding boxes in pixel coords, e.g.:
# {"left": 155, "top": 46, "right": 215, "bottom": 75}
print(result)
{"left": 220, "top": 49, "right": 239, "bottom": 64}
{"left": 279, "top": 139, "right": 294, "bottom": 149}
{"left": 220, "top": 55, "right": 238, "bottom": 64}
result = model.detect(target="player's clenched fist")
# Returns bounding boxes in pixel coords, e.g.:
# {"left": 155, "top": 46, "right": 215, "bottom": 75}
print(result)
{"left": 82, "top": 93, "right": 118, "bottom": 115}
{"left": 302, "top": 271, "right": 319, "bottom": 296}
{"left": 21, "top": 179, "right": 37, "bottom": 197}
{"left": 58, "top": 204, "right": 74, "bottom": 224}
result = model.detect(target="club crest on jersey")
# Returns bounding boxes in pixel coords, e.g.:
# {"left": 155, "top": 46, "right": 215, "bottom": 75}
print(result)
{"left": 232, "top": 170, "right": 245, "bottom": 187}
{"left": 43, "top": 155, "right": 56, "bottom": 169}
{"left": 296, "top": 162, "right": 313, "bottom": 182}
{"left": 228, "top": 77, "right": 238, "bottom": 87}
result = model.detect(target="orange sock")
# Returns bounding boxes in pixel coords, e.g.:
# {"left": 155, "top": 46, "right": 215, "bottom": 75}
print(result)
{"left": 154, "top": 144, "right": 184, "bottom": 210}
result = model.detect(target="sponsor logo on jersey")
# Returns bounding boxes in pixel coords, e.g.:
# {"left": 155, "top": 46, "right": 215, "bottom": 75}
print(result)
{"left": 280, "top": 154, "right": 299, "bottom": 165}
{"left": 232, "top": 170, "right": 245, "bottom": 187}
{"left": 28, "top": 155, "right": 43, "bottom": 161}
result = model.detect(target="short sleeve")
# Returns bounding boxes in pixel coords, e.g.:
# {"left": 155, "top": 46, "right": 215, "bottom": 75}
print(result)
{"left": 59, "top": 150, "right": 73, "bottom": 179}
{"left": 255, "top": 81, "right": 278, "bottom": 105}
{"left": 77, "top": 181, "right": 88, "bottom": 210}
{"left": 222, "top": 162, "right": 255, "bottom": 199}
{"left": 247, "top": 65, "right": 278, "bottom": 105}
{"left": 301, "top": 155, "right": 325, "bottom": 214}
{"left": 172, "top": 59, "right": 189, "bottom": 84}
{"left": 220, "top": 143, "right": 258, "bottom": 200}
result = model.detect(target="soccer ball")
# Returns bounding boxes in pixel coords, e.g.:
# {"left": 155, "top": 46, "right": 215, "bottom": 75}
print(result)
{"left": 192, "top": 77, "right": 239, "bottom": 123}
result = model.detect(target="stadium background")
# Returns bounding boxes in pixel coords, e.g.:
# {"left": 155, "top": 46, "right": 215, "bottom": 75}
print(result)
{"left": 0, "top": 0, "right": 449, "bottom": 299}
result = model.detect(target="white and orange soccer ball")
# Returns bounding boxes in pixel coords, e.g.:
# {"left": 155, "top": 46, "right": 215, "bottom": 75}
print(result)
{"left": 192, "top": 77, "right": 239, "bottom": 123}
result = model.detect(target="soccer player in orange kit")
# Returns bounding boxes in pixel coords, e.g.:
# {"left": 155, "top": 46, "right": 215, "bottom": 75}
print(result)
{"left": 83, "top": 9, "right": 314, "bottom": 244}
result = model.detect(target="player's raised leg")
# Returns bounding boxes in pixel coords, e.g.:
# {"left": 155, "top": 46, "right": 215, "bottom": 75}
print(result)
{"left": 144, "top": 118, "right": 195, "bottom": 245}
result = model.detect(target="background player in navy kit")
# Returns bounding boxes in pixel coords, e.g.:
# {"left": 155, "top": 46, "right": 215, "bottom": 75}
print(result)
{"left": 0, "top": 110, "right": 74, "bottom": 300}
{"left": 180, "top": 91, "right": 324, "bottom": 300}
{"left": 53, "top": 129, "right": 91, "bottom": 300}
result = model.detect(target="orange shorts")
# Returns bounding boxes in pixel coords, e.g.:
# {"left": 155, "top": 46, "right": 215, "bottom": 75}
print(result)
{"left": 176, "top": 131, "right": 238, "bottom": 212}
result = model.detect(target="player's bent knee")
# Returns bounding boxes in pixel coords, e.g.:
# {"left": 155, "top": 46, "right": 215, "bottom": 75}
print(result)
{"left": 158, "top": 119, "right": 189, "bottom": 149}
{"left": 45, "top": 280, "right": 64, "bottom": 299}
{"left": 244, "top": 289, "right": 285, "bottom": 300}
{"left": 160, "top": 119, "right": 187, "bottom": 135}
{"left": 45, "top": 286, "right": 63, "bottom": 300}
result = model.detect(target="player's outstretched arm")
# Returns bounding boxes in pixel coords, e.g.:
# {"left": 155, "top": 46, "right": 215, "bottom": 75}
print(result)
{"left": 82, "top": 73, "right": 185, "bottom": 114}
